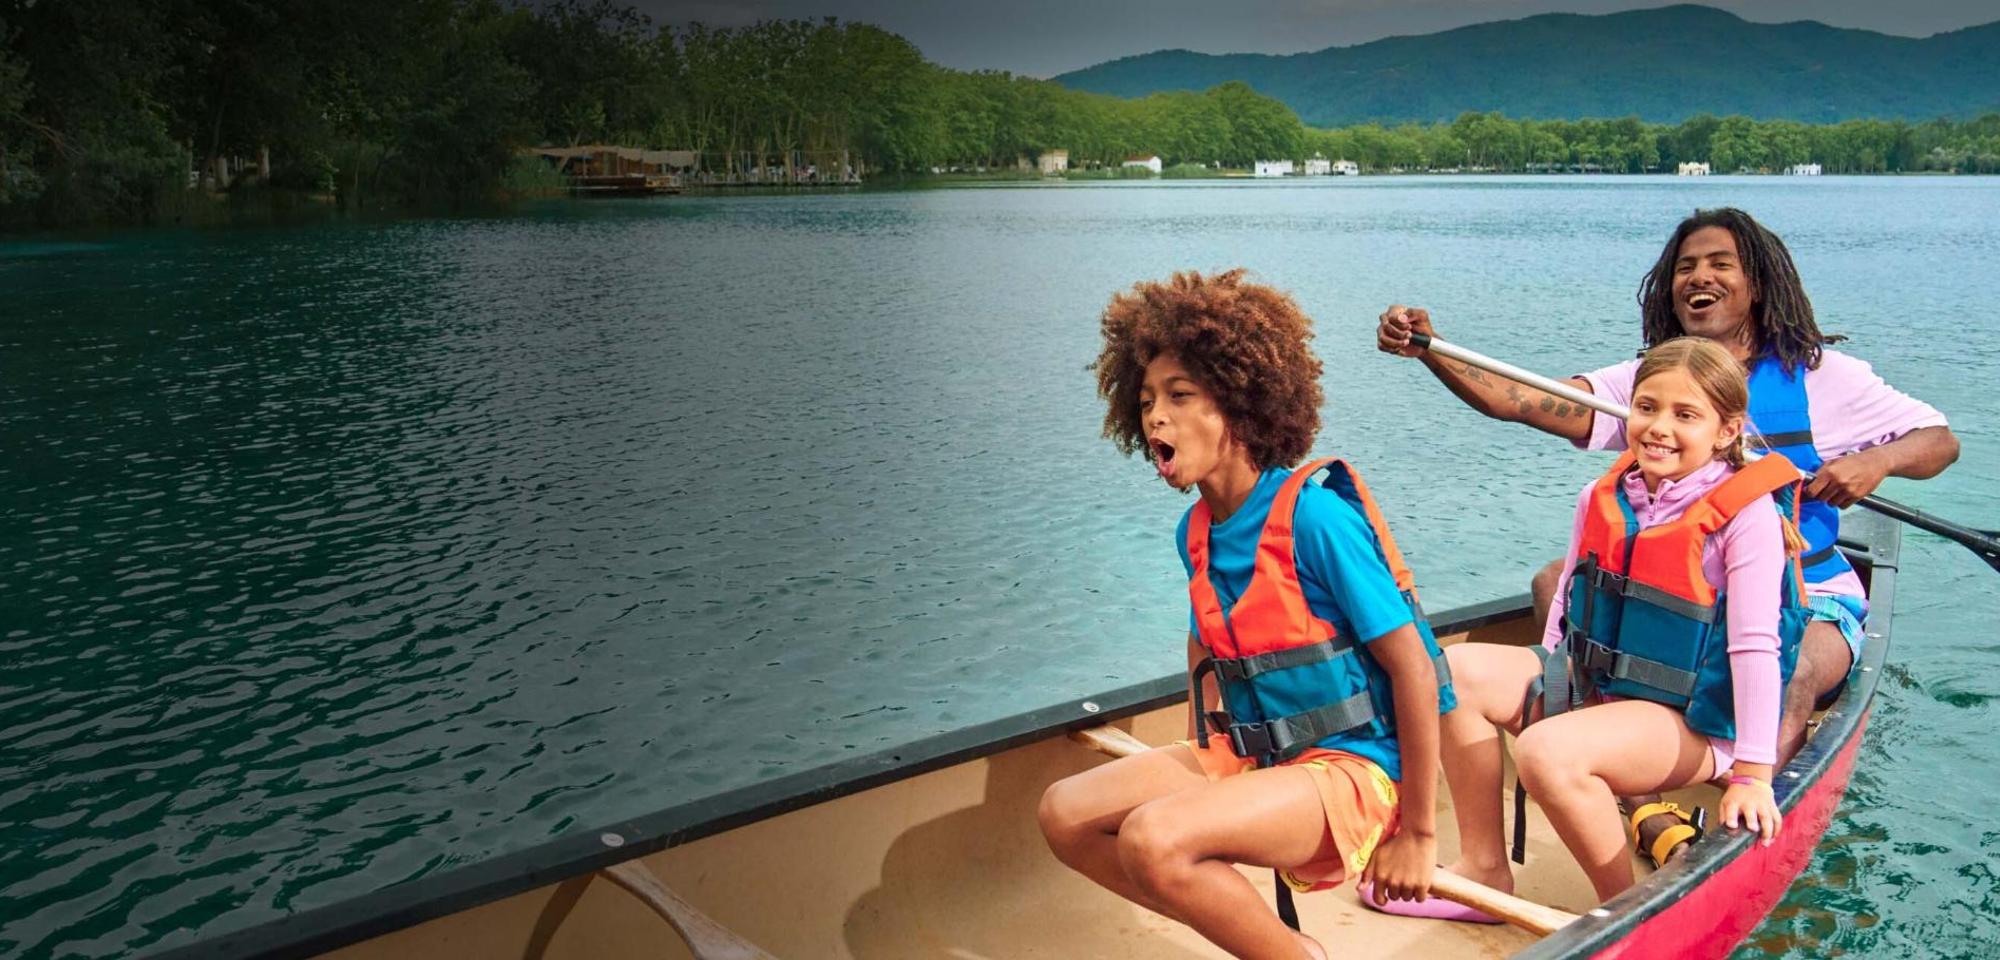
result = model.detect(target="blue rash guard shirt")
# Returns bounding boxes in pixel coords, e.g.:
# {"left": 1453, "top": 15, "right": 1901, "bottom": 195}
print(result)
{"left": 1176, "top": 466, "right": 1419, "bottom": 780}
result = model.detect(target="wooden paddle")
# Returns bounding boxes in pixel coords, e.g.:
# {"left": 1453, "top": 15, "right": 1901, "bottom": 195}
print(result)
{"left": 600, "top": 862, "right": 777, "bottom": 960}
{"left": 1068, "top": 725, "right": 1581, "bottom": 936}
{"left": 1409, "top": 332, "right": 2000, "bottom": 573}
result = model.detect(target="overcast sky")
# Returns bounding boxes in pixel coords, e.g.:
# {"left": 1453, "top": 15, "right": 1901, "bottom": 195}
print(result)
{"left": 632, "top": 1, "right": 1999, "bottom": 77}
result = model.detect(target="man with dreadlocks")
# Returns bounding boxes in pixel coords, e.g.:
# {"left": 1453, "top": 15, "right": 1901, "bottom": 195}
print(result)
{"left": 1375, "top": 206, "right": 1959, "bottom": 866}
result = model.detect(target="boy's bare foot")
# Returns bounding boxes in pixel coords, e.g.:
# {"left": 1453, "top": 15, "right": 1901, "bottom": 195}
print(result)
{"left": 1438, "top": 859, "right": 1515, "bottom": 895}
{"left": 1295, "top": 930, "right": 1328, "bottom": 960}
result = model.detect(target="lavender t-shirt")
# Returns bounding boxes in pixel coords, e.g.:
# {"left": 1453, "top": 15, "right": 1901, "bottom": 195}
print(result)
{"left": 1573, "top": 348, "right": 1948, "bottom": 599}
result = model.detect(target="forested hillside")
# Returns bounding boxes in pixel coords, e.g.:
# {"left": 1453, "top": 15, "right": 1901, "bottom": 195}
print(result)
{"left": 1054, "top": 5, "right": 2000, "bottom": 126}
{"left": 4, "top": 1, "right": 1998, "bottom": 229}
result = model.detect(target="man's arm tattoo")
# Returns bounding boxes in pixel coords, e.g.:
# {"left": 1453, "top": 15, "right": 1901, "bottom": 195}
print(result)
{"left": 1506, "top": 384, "right": 1533, "bottom": 417}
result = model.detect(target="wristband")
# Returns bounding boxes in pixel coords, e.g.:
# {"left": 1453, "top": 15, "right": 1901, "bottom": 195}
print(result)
{"left": 1728, "top": 775, "right": 1772, "bottom": 790}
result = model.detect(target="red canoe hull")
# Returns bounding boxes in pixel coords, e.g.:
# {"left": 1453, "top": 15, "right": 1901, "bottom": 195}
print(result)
{"left": 1587, "top": 709, "right": 1868, "bottom": 960}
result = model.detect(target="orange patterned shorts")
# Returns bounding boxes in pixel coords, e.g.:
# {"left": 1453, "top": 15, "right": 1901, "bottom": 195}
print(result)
{"left": 1177, "top": 737, "right": 1402, "bottom": 892}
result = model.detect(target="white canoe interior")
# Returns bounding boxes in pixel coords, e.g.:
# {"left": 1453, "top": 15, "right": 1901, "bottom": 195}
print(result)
{"left": 326, "top": 613, "right": 1724, "bottom": 960}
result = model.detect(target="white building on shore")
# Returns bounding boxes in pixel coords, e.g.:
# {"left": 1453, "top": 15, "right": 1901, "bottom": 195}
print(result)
{"left": 1121, "top": 154, "right": 1163, "bottom": 174}
{"left": 1254, "top": 159, "right": 1294, "bottom": 178}
{"left": 1303, "top": 157, "right": 1331, "bottom": 176}
{"left": 1333, "top": 159, "right": 1359, "bottom": 176}
{"left": 1677, "top": 161, "right": 1711, "bottom": 176}
{"left": 1789, "top": 163, "right": 1822, "bottom": 176}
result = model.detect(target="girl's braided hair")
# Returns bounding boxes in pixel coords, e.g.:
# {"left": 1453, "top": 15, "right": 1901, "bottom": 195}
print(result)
{"left": 1636, "top": 208, "right": 1844, "bottom": 374}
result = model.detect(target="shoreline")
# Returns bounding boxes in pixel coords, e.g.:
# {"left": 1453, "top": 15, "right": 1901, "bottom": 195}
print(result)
{"left": 2, "top": 169, "right": 1982, "bottom": 235}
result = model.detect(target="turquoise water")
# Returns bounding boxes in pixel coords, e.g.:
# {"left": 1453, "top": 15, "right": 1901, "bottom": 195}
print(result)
{"left": 2, "top": 177, "right": 1996, "bottom": 958}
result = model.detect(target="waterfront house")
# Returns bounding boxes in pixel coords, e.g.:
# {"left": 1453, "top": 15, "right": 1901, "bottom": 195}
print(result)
{"left": 1038, "top": 150, "right": 1070, "bottom": 176}
{"left": 1334, "top": 159, "right": 1359, "bottom": 176}
{"left": 1254, "top": 160, "right": 1294, "bottom": 177}
{"left": 1121, "top": 154, "right": 1163, "bottom": 174}
{"left": 1677, "top": 161, "right": 1711, "bottom": 176}
{"left": 519, "top": 145, "right": 693, "bottom": 193}
{"left": 1303, "top": 157, "right": 1331, "bottom": 176}
{"left": 1790, "top": 163, "right": 1823, "bottom": 176}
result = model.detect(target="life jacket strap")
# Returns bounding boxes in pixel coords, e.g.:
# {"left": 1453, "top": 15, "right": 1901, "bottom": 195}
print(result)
{"left": 1513, "top": 643, "right": 1577, "bottom": 863}
{"left": 1203, "top": 652, "right": 1451, "bottom": 763}
{"left": 1800, "top": 542, "right": 1840, "bottom": 570}
{"left": 1749, "top": 429, "right": 1814, "bottom": 451}
{"left": 1210, "top": 636, "right": 1357, "bottom": 683}
{"left": 1208, "top": 690, "right": 1376, "bottom": 762}
{"left": 1583, "top": 565, "right": 1721, "bottom": 625}
{"left": 1574, "top": 638, "right": 1698, "bottom": 698}
{"left": 1189, "top": 657, "right": 1217, "bottom": 751}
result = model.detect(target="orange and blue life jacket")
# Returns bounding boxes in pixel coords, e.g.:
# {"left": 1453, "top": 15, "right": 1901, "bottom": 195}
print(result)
{"left": 1747, "top": 355, "right": 1853, "bottom": 585}
{"left": 1186, "top": 457, "right": 1455, "bottom": 767}
{"left": 1560, "top": 451, "right": 1812, "bottom": 742}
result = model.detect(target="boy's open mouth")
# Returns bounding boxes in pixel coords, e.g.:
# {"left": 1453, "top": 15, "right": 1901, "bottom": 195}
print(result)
{"left": 1150, "top": 438, "right": 1177, "bottom": 480}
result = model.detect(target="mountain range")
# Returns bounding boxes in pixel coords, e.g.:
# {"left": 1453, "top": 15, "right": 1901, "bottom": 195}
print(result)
{"left": 1051, "top": 5, "right": 2000, "bottom": 126}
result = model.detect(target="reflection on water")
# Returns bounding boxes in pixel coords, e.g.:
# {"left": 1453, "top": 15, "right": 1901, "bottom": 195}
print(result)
{"left": 2, "top": 178, "right": 1997, "bottom": 958}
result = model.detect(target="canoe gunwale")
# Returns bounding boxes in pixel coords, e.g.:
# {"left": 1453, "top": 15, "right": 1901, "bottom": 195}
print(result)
{"left": 1513, "top": 510, "right": 1899, "bottom": 959}
{"left": 150, "top": 596, "right": 1533, "bottom": 960}
{"left": 146, "top": 508, "right": 1890, "bottom": 960}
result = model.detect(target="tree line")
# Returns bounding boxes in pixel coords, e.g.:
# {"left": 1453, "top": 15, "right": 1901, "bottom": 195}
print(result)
{"left": 4, "top": 0, "right": 1999, "bottom": 227}
{"left": 1310, "top": 112, "right": 2000, "bottom": 176}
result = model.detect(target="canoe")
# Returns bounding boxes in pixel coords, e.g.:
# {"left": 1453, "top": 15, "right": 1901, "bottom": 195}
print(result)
{"left": 154, "top": 510, "right": 1899, "bottom": 960}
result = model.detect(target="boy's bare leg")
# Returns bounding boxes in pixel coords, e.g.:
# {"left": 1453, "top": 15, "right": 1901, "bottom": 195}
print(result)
{"left": 1436, "top": 642, "right": 1544, "bottom": 893}
{"left": 1038, "top": 745, "right": 1210, "bottom": 919}
{"left": 1117, "top": 764, "right": 1337, "bottom": 960}
{"left": 1514, "top": 700, "right": 1716, "bottom": 902}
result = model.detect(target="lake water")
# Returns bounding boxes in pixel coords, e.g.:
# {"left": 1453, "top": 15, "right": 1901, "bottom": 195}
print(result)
{"left": 3, "top": 177, "right": 1997, "bottom": 958}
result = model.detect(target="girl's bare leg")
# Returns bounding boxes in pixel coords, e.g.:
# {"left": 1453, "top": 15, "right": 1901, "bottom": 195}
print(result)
{"left": 1436, "top": 642, "right": 1545, "bottom": 893}
{"left": 1116, "top": 764, "right": 1336, "bottom": 960}
{"left": 1513, "top": 699, "right": 1716, "bottom": 902}
{"left": 1038, "top": 744, "right": 1210, "bottom": 918}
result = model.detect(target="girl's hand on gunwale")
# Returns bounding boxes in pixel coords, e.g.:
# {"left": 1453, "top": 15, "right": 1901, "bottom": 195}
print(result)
{"left": 1720, "top": 778, "right": 1782, "bottom": 847}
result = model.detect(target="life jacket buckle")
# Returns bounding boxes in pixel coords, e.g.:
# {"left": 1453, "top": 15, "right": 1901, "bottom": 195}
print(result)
{"left": 1211, "top": 657, "right": 1250, "bottom": 683}
{"left": 1222, "top": 720, "right": 1275, "bottom": 759}
{"left": 1575, "top": 639, "right": 1616, "bottom": 677}
{"left": 1205, "top": 711, "right": 1234, "bottom": 738}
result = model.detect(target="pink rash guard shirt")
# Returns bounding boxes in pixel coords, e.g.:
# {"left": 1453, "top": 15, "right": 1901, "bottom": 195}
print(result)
{"left": 1573, "top": 348, "right": 1948, "bottom": 602}
{"left": 1541, "top": 459, "right": 1785, "bottom": 768}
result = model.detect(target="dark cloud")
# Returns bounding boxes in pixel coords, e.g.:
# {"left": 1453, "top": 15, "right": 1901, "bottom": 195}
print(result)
{"left": 630, "top": 1, "right": 1999, "bottom": 77}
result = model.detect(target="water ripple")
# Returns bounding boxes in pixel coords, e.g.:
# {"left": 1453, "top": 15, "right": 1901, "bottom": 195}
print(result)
{"left": 3, "top": 178, "right": 1999, "bottom": 958}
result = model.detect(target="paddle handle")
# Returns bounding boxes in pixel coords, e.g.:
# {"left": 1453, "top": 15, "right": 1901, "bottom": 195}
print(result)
{"left": 1428, "top": 870, "right": 1579, "bottom": 937}
{"left": 1408, "top": 333, "right": 2000, "bottom": 568}
{"left": 1069, "top": 725, "right": 1152, "bottom": 759}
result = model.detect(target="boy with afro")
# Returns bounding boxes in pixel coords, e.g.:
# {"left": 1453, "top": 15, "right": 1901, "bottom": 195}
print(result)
{"left": 1038, "top": 269, "right": 1454, "bottom": 958}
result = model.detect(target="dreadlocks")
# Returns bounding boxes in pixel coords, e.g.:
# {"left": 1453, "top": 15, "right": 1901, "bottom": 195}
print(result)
{"left": 1636, "top": 208, "right": 1844, "bottom": 374}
